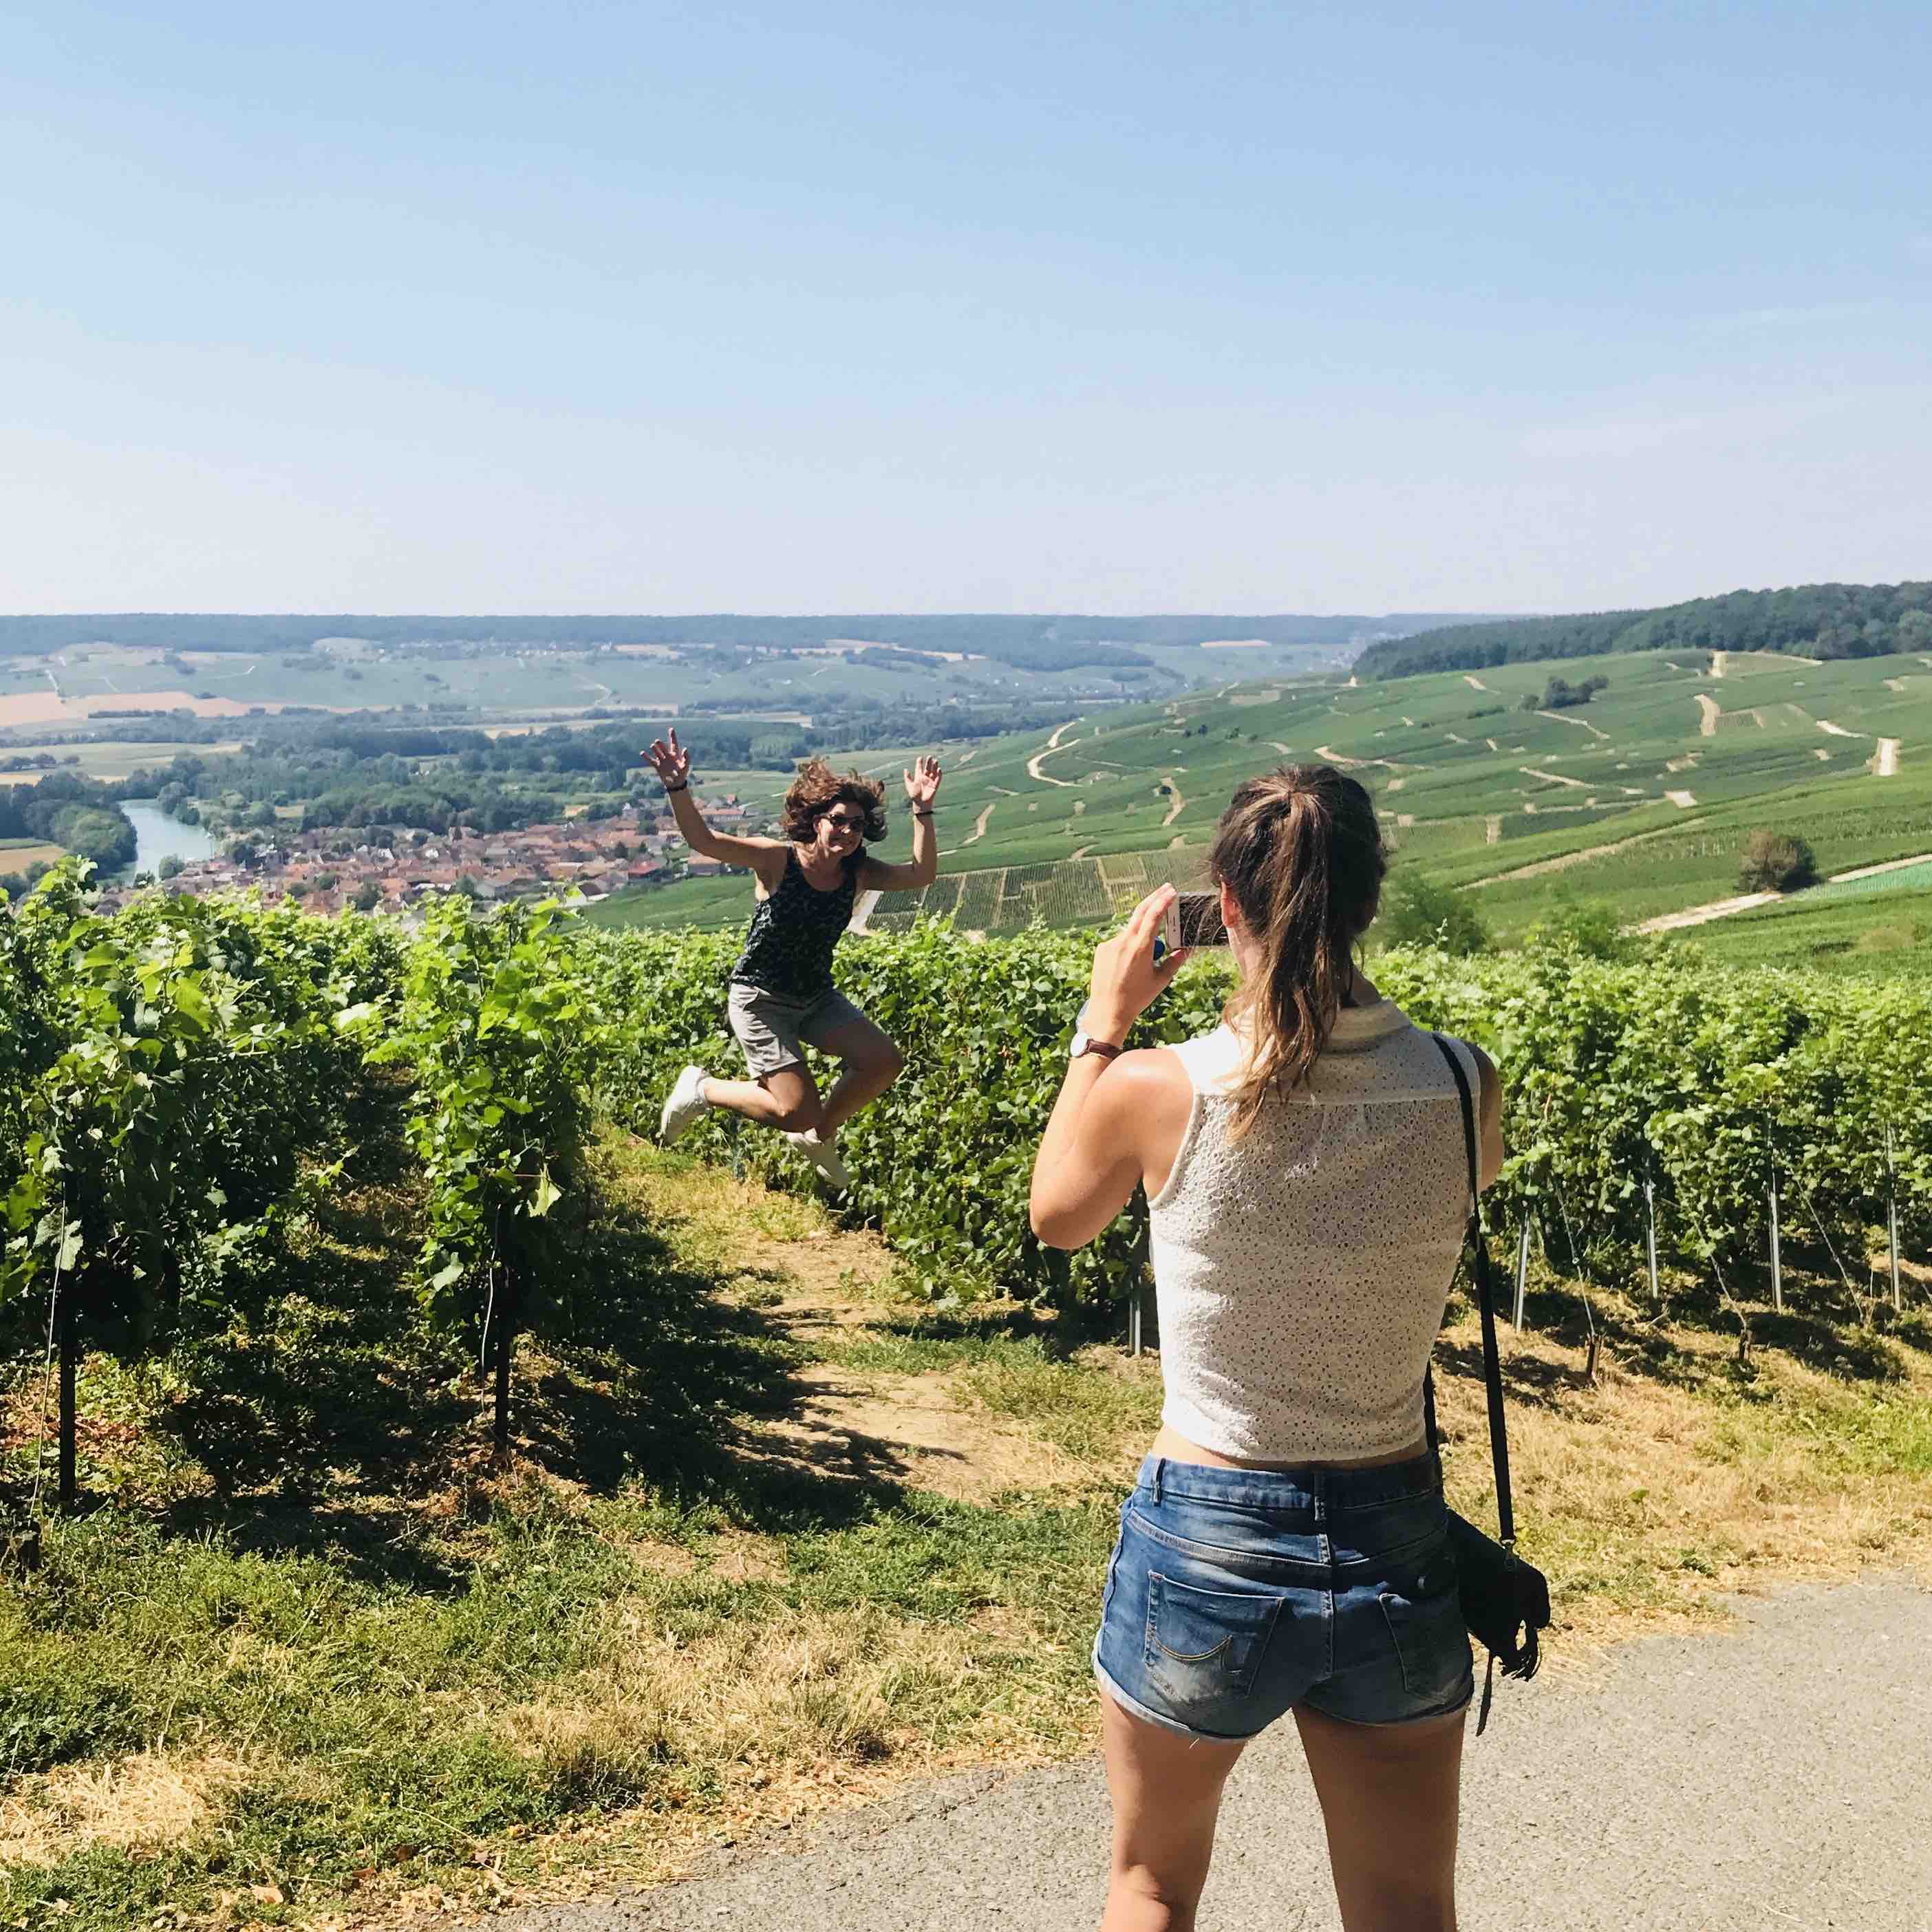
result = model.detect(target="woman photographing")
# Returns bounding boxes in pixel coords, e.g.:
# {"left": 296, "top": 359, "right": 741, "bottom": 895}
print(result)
{"left": 649, "top": 727, "right": 942, "bottom": 1189}
{"left": 1030, "top": 765, "right": 1503, "bottom": 1932}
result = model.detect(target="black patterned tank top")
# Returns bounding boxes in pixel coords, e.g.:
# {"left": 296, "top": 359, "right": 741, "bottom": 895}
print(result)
{"left": 730, "top": 848, "right": 859, "bottom": 998}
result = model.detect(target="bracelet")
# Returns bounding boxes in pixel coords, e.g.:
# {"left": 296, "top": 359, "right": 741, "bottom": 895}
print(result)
{"left": 663, "top": 782, "right": 689, "bottom": 793}
{"left": 912, "top": 808, "right": 934, "bottom": 819}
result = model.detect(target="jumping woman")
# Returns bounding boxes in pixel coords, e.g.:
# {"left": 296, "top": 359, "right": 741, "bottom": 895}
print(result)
{"left": 1030, "top": 765, "right": 1504, "bottom": 1932}
{"left": 649, "top": 728, "right": 942, "bottom": 1189}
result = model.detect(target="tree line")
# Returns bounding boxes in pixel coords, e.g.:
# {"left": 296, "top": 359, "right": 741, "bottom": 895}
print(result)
{"left": 1355, "top": 581, "right": 1932, "bottom": 679}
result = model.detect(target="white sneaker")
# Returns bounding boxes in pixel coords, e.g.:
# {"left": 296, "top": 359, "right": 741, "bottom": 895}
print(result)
{"left": 784, "top": 1129, "right": 851, "bottom": 1191}
{"left": 658, "top": 1066, "right": 711, "bottom": 1143}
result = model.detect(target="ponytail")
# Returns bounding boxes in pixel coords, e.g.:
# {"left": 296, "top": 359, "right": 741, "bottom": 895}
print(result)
{"left": 1208, "top": 766, "right": 1387, "bottom": 1135}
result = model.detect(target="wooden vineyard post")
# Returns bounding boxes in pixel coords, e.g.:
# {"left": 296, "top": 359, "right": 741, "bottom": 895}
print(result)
{"left": 1768, "top": 1166, "right": 1784, "bottom": 1316}
{"left": 57, "top": 1283, "right": 78, "bottom": 1513}
{"left": 493, "top": 1263, "right": 519, "bottom": 1460}
{"left": 1644, "top": 1176, "right": 1661, "bottom": 1303}
{"left": 1513, "top": 1220, "right": 1532, "bottom": 1329}
{"left": 1887, "top": 1124, "right": 1903, "bottom": 1316}
{"left": 1129, "top": 1218, "right": 1151, "bottom": 1357}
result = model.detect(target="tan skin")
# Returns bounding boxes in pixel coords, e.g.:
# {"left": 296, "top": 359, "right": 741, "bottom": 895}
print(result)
{"left": 643, "top": 728, "right": 942, "bottom": 1139}
{"left": 1029, "top": 883, "right": 1503, "bottom": 1932}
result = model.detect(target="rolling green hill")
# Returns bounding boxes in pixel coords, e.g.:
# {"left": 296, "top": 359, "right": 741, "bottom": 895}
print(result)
{"left": 603, "top": 645, "right": 1931, "bottom": 963}
{"left": 1354, "top": 580, "right": 1932, "bottom": 680}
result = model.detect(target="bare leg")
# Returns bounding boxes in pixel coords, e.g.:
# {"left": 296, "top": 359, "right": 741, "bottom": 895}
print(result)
{"left": 1097, "top": 1693, "right": 1247, "bottom": 1932}
{"left": 807, "top": 1011, "right": 906, "bottom": 1135}
{"left": 699, "top": 1064, "right": 824, "bottom": 1136}
{"left": 1293, "top": 1704, "right": 1465, "bottom": 1932}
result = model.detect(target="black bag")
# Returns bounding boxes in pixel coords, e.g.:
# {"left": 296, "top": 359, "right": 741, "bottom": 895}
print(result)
{"left": 1424, "top": 1034, "right": 1552, "bottom": 1732}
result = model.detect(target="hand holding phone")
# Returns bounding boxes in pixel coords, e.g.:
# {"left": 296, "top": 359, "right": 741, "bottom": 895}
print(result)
{"left": 1154, "top": 890, "right": 1228, "bottom": 961}
{"left": 1085, "top": 886, "right": 1191, "bottom": 1042}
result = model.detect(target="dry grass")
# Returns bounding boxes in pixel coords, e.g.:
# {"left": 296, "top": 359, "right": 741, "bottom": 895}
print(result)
{"left": 1430, "top": 1300, "right": 1932, "bottom": 1650}
{"left": 0, "top": 1752, "right": 253, "bottom": 1867}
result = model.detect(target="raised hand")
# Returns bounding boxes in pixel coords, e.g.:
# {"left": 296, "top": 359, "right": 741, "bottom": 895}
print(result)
{"left": 645, "top": 727, "right": 692, "bottom": 790}
{"left": 903, "top": 754, "right": 943, "bottom": 808}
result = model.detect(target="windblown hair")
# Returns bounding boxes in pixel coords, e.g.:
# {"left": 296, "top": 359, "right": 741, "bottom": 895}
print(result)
{"left": 782, "top": 757, "right": 889, "bottom": 851}
{"left": 1210, "top": 765, "right": 1388, "bottom": 1135}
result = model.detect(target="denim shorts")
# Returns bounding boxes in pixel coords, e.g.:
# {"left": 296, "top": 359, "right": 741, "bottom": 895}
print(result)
{"left": 1093, "top": 1454, "right": 1473, "bottom": 1741}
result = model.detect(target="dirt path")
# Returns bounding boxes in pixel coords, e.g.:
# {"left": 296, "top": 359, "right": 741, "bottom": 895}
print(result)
{"left": 1485, "top": 815, "right": 1502, "bottom": 846}
{"left": 1636, "top": 892, "right": 1779, "bottom": 934}
{"left": 1537, "top": 708, "right": 1609, "bottom": 740}
{"left": 1635, "top": 848, "right": 1932, "bottom": 932}
{"left": 1159, "top": 775, "right": 1185, "bottom": 828}
{"left": 1269, "top": 741, "right": 1294, "bottom": 755}
{"left": 1519, "top": 764, "right": 1591, "bottom": 791}
{"left": 1832, "top": 850, "right": 1932, "bottom": 884}
{"left": 1709, "top": 650, "right": 1728, "bottom": 678}
{"left": 1665, "top": 789, "right": 1697, "bottom": 808}
{"left": 958, "top": 803, "right": 996, "bottom": 848}
{"left": 1873, "top": 738, "right": 1901, "bottom": 776}
{"left": 1470, "top": 826, "right": 1679, "bottom": 888}
{"left": 1463, "top": 674, "right": 1490, "bottom": 691}
{"left": 1313, "top": 744, "right": 1408, "bottom": 780}
{"left": 1027, "top": 721, "right": 1082, "bottom": 788}
{"left": 1816, "top": 718, "right": 1861, "bottom": 738}
{"left": 1695, "top": 694, "right": 1721, "bottom": 737}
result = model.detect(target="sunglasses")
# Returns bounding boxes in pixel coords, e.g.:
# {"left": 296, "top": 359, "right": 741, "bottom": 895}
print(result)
{"left": 819, "top": 810, "right": 866, "bottom": 828}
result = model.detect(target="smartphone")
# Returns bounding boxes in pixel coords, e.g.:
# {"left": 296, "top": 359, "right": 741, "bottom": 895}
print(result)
{"left": 1155, "top": 891, "right": 1227, "bottom": 959}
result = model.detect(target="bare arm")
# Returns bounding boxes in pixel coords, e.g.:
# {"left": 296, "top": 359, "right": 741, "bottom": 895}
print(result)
{"left": 645, "top": 729, "right": 784, "bottom": 871}
{"left": 1472, "top": 1044, "right": 1505, "bottom": 1192}
{"left": 1029, "top": 888, "right": 1192, "bottom": 1247}
{"left": 1031, "top": 1051, "right": 1188, "bottom": 1247}
{"left": 859, "top": 755, "right": 943, "bottom": 892}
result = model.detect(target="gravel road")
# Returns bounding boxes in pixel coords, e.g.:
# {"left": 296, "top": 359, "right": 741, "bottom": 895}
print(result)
{"left": 511, "top": 1578, "right": 1931, "bottom": 1931}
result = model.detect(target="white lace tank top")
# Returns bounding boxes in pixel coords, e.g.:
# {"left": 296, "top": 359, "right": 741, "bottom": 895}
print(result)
{"left": 1146, "top": 999, "right": 1479, "bottom": 1462}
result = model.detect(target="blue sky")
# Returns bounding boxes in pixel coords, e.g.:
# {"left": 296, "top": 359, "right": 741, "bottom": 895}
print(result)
{"left": 3, "top": 1, "right": 1927, "bottom": 614}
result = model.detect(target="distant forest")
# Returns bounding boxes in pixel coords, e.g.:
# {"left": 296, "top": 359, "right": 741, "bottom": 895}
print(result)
{"left": 0, "top": 612, "right": 1485, "bottom": 674}
{"left": 1355, "top": 581, "right": 1932, "bottom": 679}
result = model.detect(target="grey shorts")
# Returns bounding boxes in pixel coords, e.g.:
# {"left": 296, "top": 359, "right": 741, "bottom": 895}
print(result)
{"left": 727, "top": 981, "right": 868, "bottom": 1080}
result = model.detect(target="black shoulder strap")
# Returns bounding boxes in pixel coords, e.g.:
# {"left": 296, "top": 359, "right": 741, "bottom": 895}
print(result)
{"left": 1428, "top": 1033, "right": 1517, "bottom": 1548}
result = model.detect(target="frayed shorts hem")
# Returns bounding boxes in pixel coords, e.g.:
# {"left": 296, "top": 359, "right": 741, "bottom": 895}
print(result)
{"left": 1093, "top": 1651, "right": 1259, "bottom": 1745}
{"left": 1094, "top": 1649, "right": 1472, "bottom": 1742}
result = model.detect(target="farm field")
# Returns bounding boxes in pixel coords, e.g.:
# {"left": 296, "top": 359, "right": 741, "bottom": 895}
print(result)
{"left": 0, "top": 635, "right": 1344, "bottom": 740}
{"left": 605, "top": 645, "right": 1931, "bottom": 941}
{"left": 0, "top": 840, "right": 66, "bottom": 870}
{"left": 1679, "top": 878, "right": 1932, "bottom": 977}
{"left": 0, "top": 740, "right": 247, "bottom": 784}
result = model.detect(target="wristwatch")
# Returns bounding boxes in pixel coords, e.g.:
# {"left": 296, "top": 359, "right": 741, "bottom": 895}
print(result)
{"left": 1070, "top": 1000, "right": 1124, "bottom": 1062}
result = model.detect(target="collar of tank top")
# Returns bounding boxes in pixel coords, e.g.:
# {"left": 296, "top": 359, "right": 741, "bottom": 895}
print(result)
{"left": 1223, "top": 995, "right": 1408, "bottom": 1055}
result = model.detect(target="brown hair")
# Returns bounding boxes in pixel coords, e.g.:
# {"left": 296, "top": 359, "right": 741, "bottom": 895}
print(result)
{"left": 1209, "top": 764, "right": 1388, "bottom": 1133}
{"left": 782, "top": 757, "right": 889, "bottom": 852}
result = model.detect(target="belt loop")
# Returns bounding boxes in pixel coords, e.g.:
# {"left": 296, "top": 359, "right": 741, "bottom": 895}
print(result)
{"left": 1150, "top": 1458, "right": 1164, "bottom": 1505}
{"left": 1311, "top": 1467, "right": 1329, "bottom": 1527}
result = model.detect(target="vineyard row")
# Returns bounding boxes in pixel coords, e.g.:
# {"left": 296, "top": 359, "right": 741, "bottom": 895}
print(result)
{"left": 3, "top": 860, "right": 1929, "bottom": 1503}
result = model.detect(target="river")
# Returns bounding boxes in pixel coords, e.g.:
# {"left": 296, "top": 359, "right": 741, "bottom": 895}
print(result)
{"left": 120, "top": 799, "right": 220, "bottom": 876}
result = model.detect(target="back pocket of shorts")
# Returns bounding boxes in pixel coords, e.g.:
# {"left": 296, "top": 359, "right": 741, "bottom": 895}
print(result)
{"left": 1377, "top": 1563, "right": 1470, "bottom": 1705}
{"left": 1145, "top": 1571, "right": 1285, "bottom": 1700}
